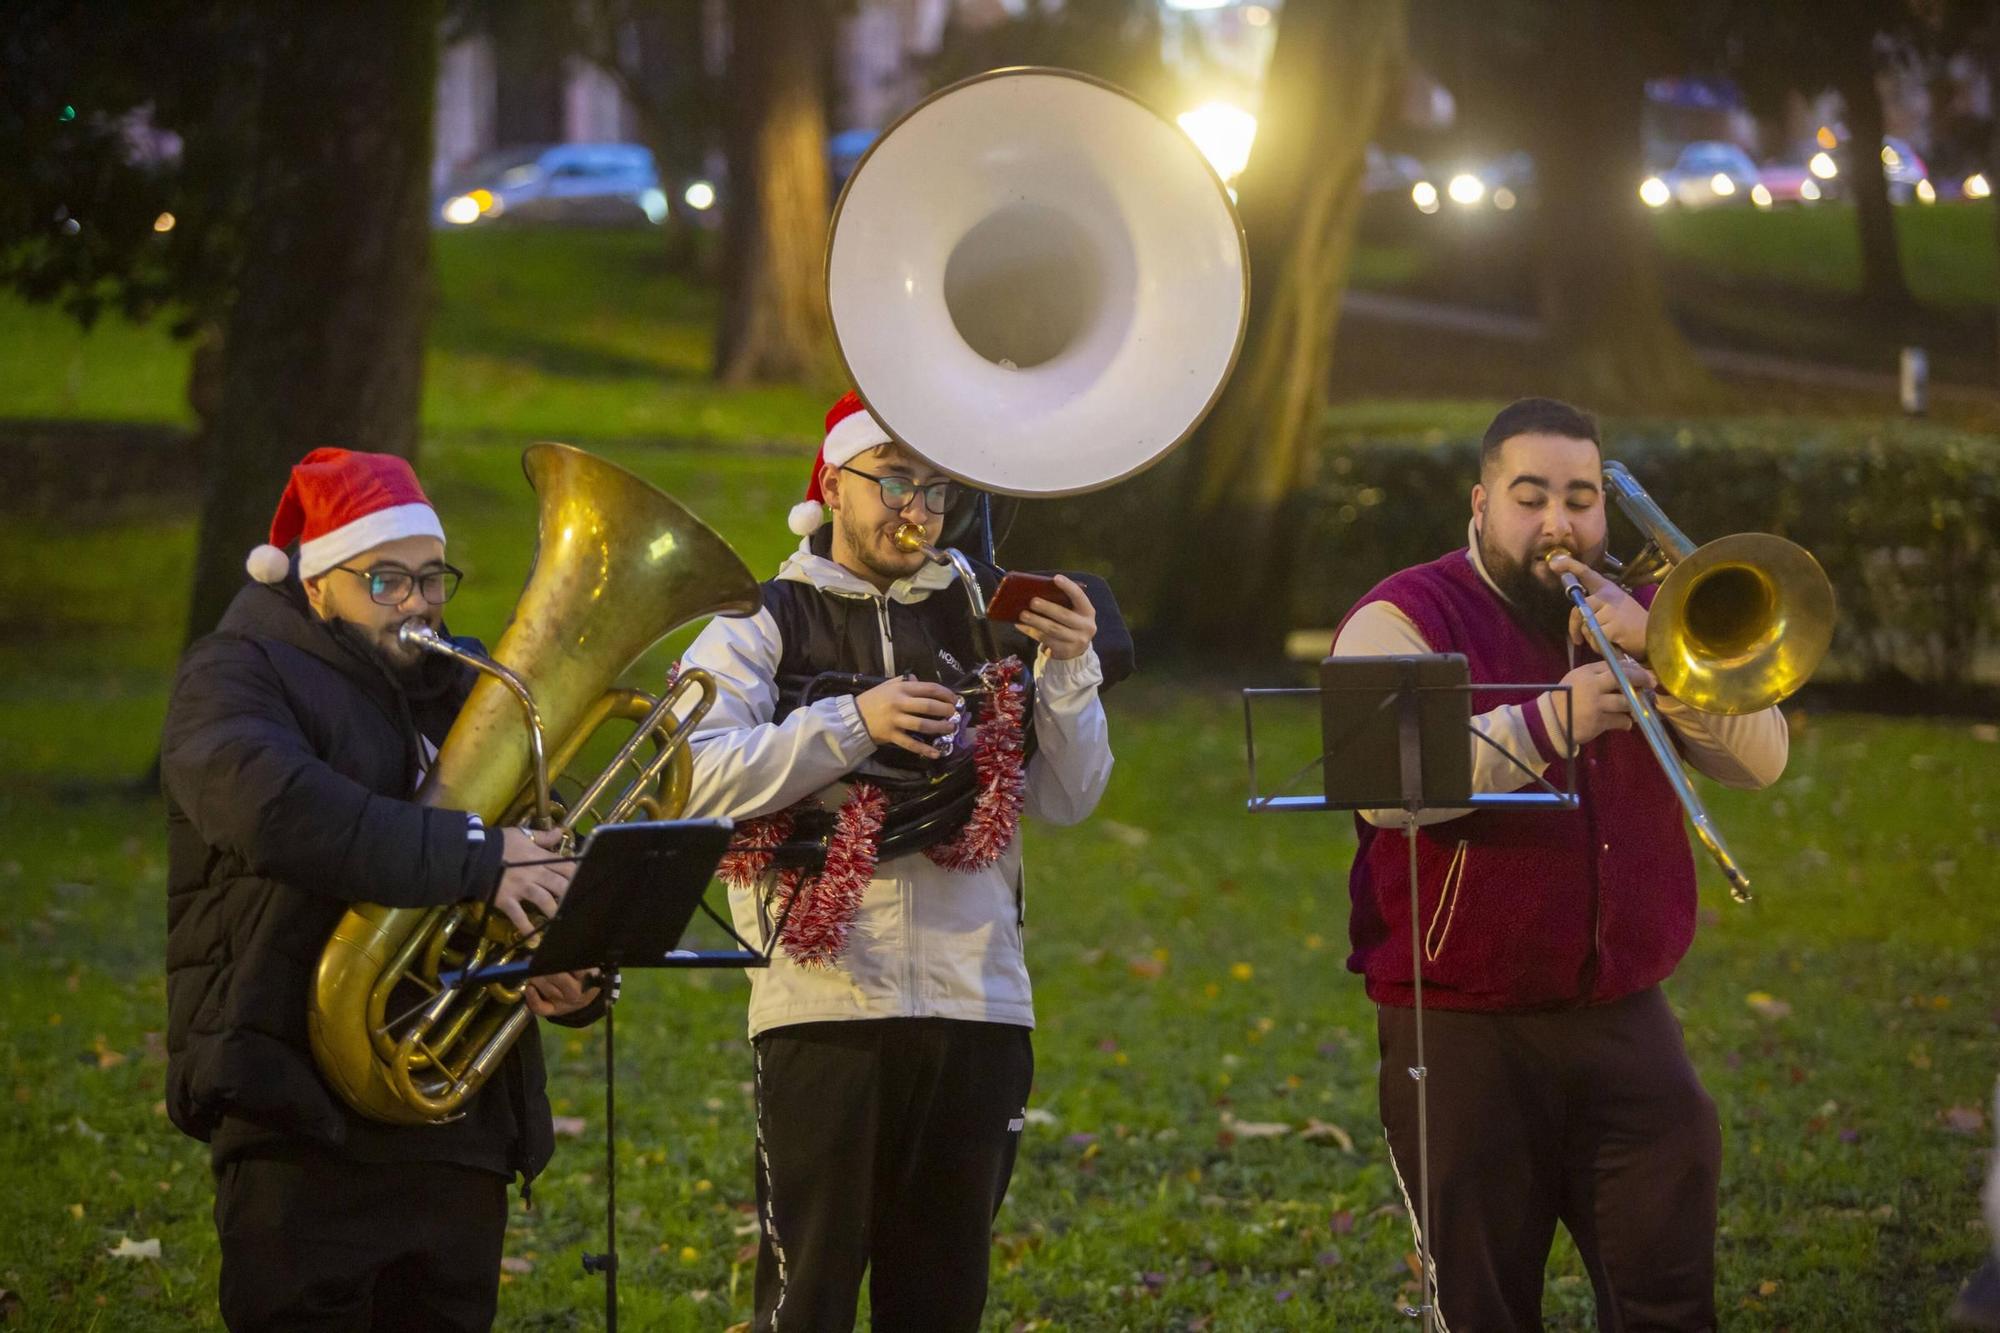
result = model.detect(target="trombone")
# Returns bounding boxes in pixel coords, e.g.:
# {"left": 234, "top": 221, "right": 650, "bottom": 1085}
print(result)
{"left": 1550, "top": 462, "right": 1835, "bottom": 902}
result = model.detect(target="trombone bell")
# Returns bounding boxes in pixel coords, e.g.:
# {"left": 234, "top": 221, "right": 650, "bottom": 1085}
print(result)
{"left": 1645, "top": 532, "right": 1836, "bottom": 716}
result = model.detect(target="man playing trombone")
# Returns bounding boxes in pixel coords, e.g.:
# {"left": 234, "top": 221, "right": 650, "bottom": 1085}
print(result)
{"left": 1329, "top": 398, "right": 1788, "bottom": 1330}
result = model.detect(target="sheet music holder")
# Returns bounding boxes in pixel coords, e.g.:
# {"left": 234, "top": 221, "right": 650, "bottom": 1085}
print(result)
{"left": 1240, "top": 655, "right": 1579, "bottom": 1333}
{"left": 440, "top": 818, "right": 768, "bottom": 1332}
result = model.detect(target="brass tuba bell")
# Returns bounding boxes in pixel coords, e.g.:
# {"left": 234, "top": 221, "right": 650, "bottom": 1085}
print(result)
{"left": 308, "top": 442, "right": 759, "bottom": 1125}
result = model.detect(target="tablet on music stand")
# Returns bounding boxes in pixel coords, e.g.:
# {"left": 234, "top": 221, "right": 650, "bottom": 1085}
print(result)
{"left": 523, "top": 819, "right": 735, "bottom": 976}
{"left": 1319, "top": 654, "right": 1473, "bottom": 809}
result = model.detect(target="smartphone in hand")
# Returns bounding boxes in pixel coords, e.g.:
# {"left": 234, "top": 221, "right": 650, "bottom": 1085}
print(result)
{"left": 985, "top": 572, "right": 1065, "bottom": 623}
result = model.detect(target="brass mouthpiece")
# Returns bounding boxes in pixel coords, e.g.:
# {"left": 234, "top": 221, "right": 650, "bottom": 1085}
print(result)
{"left": 893, "top": 523, "right": 933, "bottom": 556}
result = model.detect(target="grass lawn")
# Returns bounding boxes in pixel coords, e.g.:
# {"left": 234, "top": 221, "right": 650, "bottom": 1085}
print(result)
{"left": 0, "top": 228, "right": 825, "bottom": 444}
{"left": 1351, "top": 201, "right": 2000, "bottom": 386}
{"left": 3, "top": 423, "right": 1999, "bottom": 1329}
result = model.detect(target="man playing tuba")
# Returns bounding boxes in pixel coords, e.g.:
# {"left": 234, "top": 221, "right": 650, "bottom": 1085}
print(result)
{"left": 162, "top": 449, "right": 598, "bottom": 1331}
{"left": 677, "top": 392, "right": 1115, "bottom": 1333}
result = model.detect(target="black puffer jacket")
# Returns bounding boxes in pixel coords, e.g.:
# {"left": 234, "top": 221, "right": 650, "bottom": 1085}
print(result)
{"left": 162, "top": 575, "right": 559, "bottom": 1183}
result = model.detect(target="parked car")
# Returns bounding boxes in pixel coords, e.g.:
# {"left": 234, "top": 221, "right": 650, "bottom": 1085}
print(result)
{"left": 1641, "top": 141, "right": 1759, "bottom": 209}
{"left": 436, "top": 142, "right": 668, "bottom": 228}
{"left": 1409, "top": 149, "right": 1534, "bottom": 214}
{"left": 1874, "top": 136, "right": 1930, "bottom": 204}
{"left": 1754, "top": 160, "right": 1823, "bottom": 207}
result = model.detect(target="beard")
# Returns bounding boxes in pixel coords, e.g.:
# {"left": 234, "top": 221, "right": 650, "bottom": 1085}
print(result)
{"left": 833, "top": 503, "right": 928, "bottom": 586}
{"left": 325, "top": 613, "right": 442, "bottom": 687}
{"left": 1480, "top": 530, "right": 1596, "bottom": 643}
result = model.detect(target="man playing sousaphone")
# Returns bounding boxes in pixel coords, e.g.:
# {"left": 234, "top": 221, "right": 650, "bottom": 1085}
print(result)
{"left": 677, "top": 392, "right": 1115, "bottom": 1332}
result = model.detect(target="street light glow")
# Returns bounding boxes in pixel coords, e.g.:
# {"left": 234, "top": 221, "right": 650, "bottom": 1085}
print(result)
{"left": 1966, "top": 173, "right": 1992, "bottom": 200}
{"left": 1446, "top": 173, "right": 1484, "bottom": 206}
{"left": 1639, "top": 177, "right": 1670, "bottom": 208}
{"left": 152, "top": 212, "right": 176, "bottom": 233}
{"left": 1800, "top": 179, "right": 1822, "bottom": 201}
{"left": 1176, "top": 102, "right": 1258, "bottom": 182}
{"left": 1493, "top": 187, "right": 1517, "bottom": 211}
{"left": 1710, "top": 173, "right": 1735, "bottom": 197}
{"left": 1809, "top": 152, "right": 1838, "bottom": 180}
{"left": 1412, "top": 180, "right": 1440, "bottom": 213}
{"left": 684, "top": 180, "right": 717, "bottom": 211}
{"left": 1916, "top": 178, "right": 1936, "bottom": 204}
{"left": 1750, "top": 184, "right": 1773, "bottom": 208}
{"left": 442, "top": 194, "right": 482, "bottom": 225}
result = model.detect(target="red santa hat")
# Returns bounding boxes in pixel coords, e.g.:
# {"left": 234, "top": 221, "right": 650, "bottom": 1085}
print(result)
{"left": 788, "top": 390, "right": 894, "bottom": 536}
{"left": 244, "top": 447, "right": 446, "bottom": 585}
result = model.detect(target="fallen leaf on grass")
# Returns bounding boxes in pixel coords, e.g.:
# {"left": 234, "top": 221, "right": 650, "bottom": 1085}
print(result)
{"left": 107, "top": 1237, "right": 161, "bottom": 1261}
{"left": 1219, "top": 1111, "right": 1290, "bottom": 1139}
{"left": 1745, "top": 992, "right": 1792, "bottom": 1020}
{"left": 1756, "top": 1279, "right": 1780, "bottom": 1296}
{"left": 1022, "top": 1108, "right": 1057, "bottom": 1127}
{"left": 551, "top": 1116, "right": 587, "bottom": 1137}
{"left": 1127, "top": 956, "right": 1165, "bottom": 980}
{"left": 1100, "top": 820, "right": 1150, "bottom": 848}
{"left": 499, "top": 1256, "right": 533, "bottom": 1275}
{"left": 1298, "top": 1119, "right": 1355, "bottom": 1151}
{"left": 1331, "top": 1209, "right": 1356, "bottom": 1234}
{"left": 1942, "top": 1105, "right": 1987, "bottom": 1135}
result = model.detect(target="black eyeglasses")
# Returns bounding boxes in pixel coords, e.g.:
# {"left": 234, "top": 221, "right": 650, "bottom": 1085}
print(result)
{"left": 332, "top": 562, "right": 463, "bottom": 606}
{"left": 839, "top": 466, "right": 961, "bottom": 514}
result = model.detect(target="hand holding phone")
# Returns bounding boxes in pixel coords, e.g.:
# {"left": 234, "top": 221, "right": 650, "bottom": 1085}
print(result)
{"left": 986, "top": 572, "right": 1064, "bottom": 624}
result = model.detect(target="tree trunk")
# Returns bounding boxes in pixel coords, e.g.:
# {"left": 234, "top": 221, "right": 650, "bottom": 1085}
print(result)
{"left": 182, "top": 1, "right": 440, "bottom": 645}
{"left": 715, "top": 0, "right": 838, "bottom": 386}
{"left": 1525, "top": 0, "right": 1712, "bottom": 410}
{"left": 1990, "top": 2, "right": 2000, "bottom": 386}
{"left": 1157, "top": 0, "right": 1407, "bottom": 660}
{"left": 1834, "top": 59, "right": 1913, "bottom": 319}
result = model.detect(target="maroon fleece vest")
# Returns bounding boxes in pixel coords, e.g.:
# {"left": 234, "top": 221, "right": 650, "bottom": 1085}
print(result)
{"left": 1337, "top": 551, "right": 1697, "bottom": 1011}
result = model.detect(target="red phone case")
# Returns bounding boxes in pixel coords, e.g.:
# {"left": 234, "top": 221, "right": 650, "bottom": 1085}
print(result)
{"left": 986, "top": 572, "right": 1063, "bottom": 623}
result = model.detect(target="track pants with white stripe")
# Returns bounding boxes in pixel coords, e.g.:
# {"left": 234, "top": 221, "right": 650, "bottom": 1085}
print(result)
{"left": 751, "top": 1017, "right": 1034, "bottom": 1333}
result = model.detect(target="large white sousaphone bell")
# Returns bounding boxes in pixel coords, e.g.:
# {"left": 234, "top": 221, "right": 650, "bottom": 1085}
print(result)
{"left": 827, "top": 68, "right": 1251, "bottom": 495}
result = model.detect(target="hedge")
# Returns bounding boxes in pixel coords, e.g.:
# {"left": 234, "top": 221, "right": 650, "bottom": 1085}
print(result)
{"left": 1005, "top": 415, "right": 2000, "bottom": 689}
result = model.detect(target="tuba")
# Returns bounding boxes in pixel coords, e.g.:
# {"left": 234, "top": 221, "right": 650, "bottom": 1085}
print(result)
{"left": 308, "top": 442, "right": 759, "bottom": 1124}
{"left": 826, "top": 67, "right": 1248, "bottom": 496}
{"left": 739, "top": 67, "right": 1249, "bottom": 875}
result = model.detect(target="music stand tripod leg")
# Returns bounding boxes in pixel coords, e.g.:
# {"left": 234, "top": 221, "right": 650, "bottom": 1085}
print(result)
{"left": 580, "top": 971, "right": 623, "bottom": 1330}
{"left": 1396, "top": 667, "right": 1439, "bottom": 1333}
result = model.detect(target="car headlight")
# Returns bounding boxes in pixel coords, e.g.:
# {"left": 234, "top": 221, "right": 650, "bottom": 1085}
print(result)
{"left": 1809, "top": 152, "right": 1838, "bottom": 180}
{"left": 1446, "top": 173, "right": 1485, "bottom": 206}
{"left": 442, "top": 194, "right": 483, "bottom": 226}
{"left": 1966, "top": 173, "right": 1992, "bottom": 200}
{"left": 1750, "top": 183, "right": 1773, "bottom": 208}
{"left": 1412, "top": 180, "right": 1440, "bottom": 214}
{"left": 1639, "top": 177, "right": 1670, "bottom": 208}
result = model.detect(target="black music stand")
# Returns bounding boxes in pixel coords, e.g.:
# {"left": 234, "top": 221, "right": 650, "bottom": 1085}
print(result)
{"left": 442, "top": 818, "right": 771, "bottom": 1332}
{"left": 1242, "top": 655, "right": 1578, "bottom": 1333}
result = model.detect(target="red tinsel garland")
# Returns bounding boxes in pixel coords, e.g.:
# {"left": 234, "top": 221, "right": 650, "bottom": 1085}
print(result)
{"left": 717, "top": 656, "right": 1029, "bottom": 966}
{"left": 924, "top": 656, "right": 1027, "bottom": 873}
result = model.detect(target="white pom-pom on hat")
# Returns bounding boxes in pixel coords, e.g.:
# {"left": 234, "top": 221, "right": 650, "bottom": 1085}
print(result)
{"left": 246, "top": 544, "right": 291, "bottom": 584}
{"left": 788, "top": 500, "right": 826, "bottom": 537}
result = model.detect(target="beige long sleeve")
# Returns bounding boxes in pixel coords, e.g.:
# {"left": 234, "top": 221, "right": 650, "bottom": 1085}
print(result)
{"left": 1332, "top": 593, "right": 1789, "bottom": 827}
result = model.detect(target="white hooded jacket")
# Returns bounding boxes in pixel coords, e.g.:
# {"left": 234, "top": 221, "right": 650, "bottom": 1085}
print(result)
{"left": 680, "top": 542, "right": 1114, "bottom": 1038}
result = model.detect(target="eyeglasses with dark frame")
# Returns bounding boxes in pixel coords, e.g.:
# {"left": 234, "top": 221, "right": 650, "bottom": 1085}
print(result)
{"left": 332, "top": 562, "right": 464, "bottom": 606}
{"left": 838, "top": 465, "right": 961, "bottom": 514}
